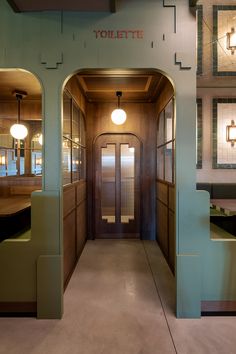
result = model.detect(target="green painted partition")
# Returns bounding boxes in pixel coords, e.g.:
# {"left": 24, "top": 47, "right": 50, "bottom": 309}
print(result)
{"left": 0, "top": 0, "right": 226, "bottom": 319}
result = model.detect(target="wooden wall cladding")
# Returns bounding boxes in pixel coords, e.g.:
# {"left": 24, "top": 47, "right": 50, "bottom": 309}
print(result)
{"left": 156, "top": 180, "right": 175, "bottom": 274}
{"left": 86, "top": 102, "right": 156, "bottom": 240}
{"left": 156, "top": 200, "right": 168, "bottom": 258}
{"left": 63, "top": 180, "right": 86, "bottom": 288}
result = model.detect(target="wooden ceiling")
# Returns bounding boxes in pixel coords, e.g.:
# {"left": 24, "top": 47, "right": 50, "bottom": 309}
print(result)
{"left": 0, "top": 70, "right": 41, "bottom": 100}
{"left": 7, "top": 0, "right": 116, "bottom": 12}
{"left": 76, "top": 70, "right": 167, "bottom": 103}
{"left": 0, "top": 69, "right": 170, "bottom": 121}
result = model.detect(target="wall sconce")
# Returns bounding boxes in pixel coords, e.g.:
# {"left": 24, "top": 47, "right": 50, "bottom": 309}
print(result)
{"left": 10, "top": 90, "right": 28, "bottom": 140}
{"left": 111, "top": 91, "right": 127, "bottom": 125}
{"left": 226, "top": 27, "right": 236, "bottom": 55}
{"left": 226, "top": 120, "right": 236, "bottom": 147}
{"left": 0, "top": 155, "right": 6, "bottom": 166}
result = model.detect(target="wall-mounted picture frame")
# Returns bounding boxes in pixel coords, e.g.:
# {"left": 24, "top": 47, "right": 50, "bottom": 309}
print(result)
{"left": 213, "top": 5, "right": 236, "bottom": 76}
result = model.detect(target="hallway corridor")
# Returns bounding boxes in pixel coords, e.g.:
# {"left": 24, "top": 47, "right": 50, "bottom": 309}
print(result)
{"left": 0, "top": 240, "right": 236, "bottom": 354}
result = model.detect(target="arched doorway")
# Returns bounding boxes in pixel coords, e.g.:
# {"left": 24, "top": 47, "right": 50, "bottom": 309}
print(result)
{"left": 62, "top": 68, "right": 175, "bottom": 286}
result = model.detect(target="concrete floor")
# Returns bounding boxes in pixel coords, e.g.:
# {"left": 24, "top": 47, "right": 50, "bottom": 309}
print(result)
{"left": 0, "top": 240, "right": 236, "bottom": 354}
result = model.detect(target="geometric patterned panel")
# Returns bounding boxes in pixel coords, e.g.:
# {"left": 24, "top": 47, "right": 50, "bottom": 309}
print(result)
{"left": 213, "top": 6, "right": 236, "bottom": 76}
{"left": 213, "top": 98, "right": 236, "bottom": 168}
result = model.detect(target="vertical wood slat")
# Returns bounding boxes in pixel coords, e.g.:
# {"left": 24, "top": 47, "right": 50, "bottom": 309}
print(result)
{"left": 116, "top": 143, "right": 121, "bottom": 223}
{"left": 156, "top": 180, "right": 175, "bottom": 274}
{"left": 63, "top": 180, "right": 86, "bottom": 288}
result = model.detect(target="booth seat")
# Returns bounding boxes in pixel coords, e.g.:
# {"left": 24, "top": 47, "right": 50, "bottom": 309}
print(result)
{"left": 0, "top": 176, "right": 42, "bottom": 241}
{"left": 197, "top": 183, "right": 236, "bottom": 237}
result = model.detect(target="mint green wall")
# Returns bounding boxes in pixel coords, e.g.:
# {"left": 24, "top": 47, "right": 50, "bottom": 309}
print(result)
{"left": 0, "top": 0, "right": 212, "bottom": 318}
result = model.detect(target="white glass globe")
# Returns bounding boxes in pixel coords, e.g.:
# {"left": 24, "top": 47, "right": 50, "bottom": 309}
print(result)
{"left": 111, "top": 108, "right": 127, "bottom": 125}
{"left": 10, "top": 124, "right": 28, "bottom": 139}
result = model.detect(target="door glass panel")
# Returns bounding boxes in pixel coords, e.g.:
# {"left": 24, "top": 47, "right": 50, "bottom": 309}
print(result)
{"left": 62, "top": 138, "right": 71, "bottom": 185}
{"left": 120, "top": 144, "right": 135, "bottom": 223}
{"left": 72, "top": 143, "right": 80, "bottom": 182}
{"left": 101, "top": 144, "right": 116, "bottom": 223}
{"left": 164, "top": 144, "right": 173, "bottom": 183}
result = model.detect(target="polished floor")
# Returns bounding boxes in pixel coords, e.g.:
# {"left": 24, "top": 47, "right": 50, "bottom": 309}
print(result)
{"left": 0, "top": 240, "right": 236, "bottom": 354}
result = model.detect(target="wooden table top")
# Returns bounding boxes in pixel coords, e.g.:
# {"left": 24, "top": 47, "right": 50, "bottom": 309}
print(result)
{"left": 210, "top": 199, "right": 236, "bottom": 216}
{"left": 0, "top": 196, "right": 31, "bottom": 217}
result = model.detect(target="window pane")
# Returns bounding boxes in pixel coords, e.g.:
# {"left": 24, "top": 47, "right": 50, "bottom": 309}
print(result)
{"left": 157, "top": 111, "right": 164, "bottom": 146}
{"left": 0, "top": 133, "right": 14, "bottom": 148}
{"left": 164, "top": 145, "right": 173, "bottom": 183}
{"left": 32, "top": 151, "right": 42, "bottom": 175}
{"left": 0, "top": 150, "right": 7, "bottom": 176}
{"left": 80, "top": 148, "right": 86, "bottom": 179}
{"left": 63, "top": 94, "right": 71, "bottom": 138}
{"left": 165, "top": 100, "right": 173, "bottom": 148}
{"left": 80, "top": 114, "right": 86, "bottom": 146}
{"left": 72, "top": 104, "right": 80, "bottom": 143}
{"left": 101, "top": 144, "right": 116, "bottom": 223}
{"left": 72, "top": 144, "right": 80, "bottom": 182}
{"left": 121, "top": 144, "right": 135, "bottom": 223}
{"left": 63, "top": 138, "right": 71, "bottom": 185}
{"left": 157, "top": 147, "right": 164, "bottom": 180}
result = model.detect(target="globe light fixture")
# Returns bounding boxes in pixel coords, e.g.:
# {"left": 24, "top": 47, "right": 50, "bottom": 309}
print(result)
{"left": 10, "top": 90, "right": 28, "bottom": 140}
{"left": 226, "top": 27, "right": 236, "bottom": 55}
{"left": 111, "top": 91, "right": 127, "bottom": 125}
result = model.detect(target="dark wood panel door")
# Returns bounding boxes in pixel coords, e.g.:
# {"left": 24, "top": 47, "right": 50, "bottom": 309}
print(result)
{"left": 94, "top": 134, "right": 140, "bottom": 238}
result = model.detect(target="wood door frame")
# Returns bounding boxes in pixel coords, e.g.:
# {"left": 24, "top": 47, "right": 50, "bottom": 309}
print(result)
{"left": 92, "top": 132, "right": 143, "bottom": 239}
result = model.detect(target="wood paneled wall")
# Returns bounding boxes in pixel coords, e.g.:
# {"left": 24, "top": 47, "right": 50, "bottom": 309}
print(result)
{"left": 0, "top": 100, "right": 41, "bottom": 120}
{"left": 86, "top": 101, "right": 157, "bottom": 240}
{"left": 65, "top": 77, "right": 86, "bottom": 115}
{"left": 156, "top": 180, "right": 175, "bottom": 273}
{"left": 63, "top": 180, "right": 86, "bottom": 288}
{"left": 63, "top": 77, "right": 87, "bottom": 287}
{"left": 0, "top": 176, "right": 42, "bottom": 196}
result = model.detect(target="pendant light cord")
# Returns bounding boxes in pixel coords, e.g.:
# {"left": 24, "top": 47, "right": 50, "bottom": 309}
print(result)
{"left": 16, "top": 93, "right": 22, "bottom": 124}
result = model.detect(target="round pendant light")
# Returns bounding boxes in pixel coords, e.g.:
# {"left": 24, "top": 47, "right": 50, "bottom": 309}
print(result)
{"left": 111, "top": 91, "right": 127, "bottom": 125}
{"left": 10, "top": 123, "right": 28, "bottom": 140}
{"left": 10, "top": 90, "right": 28, "bottom": 140}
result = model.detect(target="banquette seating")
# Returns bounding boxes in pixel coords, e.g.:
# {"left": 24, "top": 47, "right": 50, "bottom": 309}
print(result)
{"left": 0, "top": 176, "right": 41, "bottom": 241}
{"left": 197, "top": 183, "right": 236, "bottom": 236}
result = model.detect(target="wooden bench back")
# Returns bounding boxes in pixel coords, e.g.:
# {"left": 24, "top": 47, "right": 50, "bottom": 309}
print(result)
{"left": 9, "top": 185, "right": 40, "bottom": 196}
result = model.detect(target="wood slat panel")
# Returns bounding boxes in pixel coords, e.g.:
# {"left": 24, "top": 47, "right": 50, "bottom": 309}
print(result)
{"left": 157, "top": 181, "right": 168, "bottom": 205}
{"left": 63, "top": 185, "right": 76, "bottom": 217}
{"left": 76, "top": 180, "right": 86, "bottom": 206}
{"left": 169, "top": 185, "right": 175, "bottom": 212}
{"left": 0, "top": 302, "right": 37, "bottom": 314}
{"left": 168, "top": 210, "right": 175, "bottom": 273}
{"left": 63, "top": 210, "right": 76, "bottom": 286}
{"left": 156, "top": 200, "right": 168, "bottom": 258}
{"left": 201, "top": 301, "right": 236, "bottom": 313}
{"left": 76, "top": 201, "right": 86, "bottom": 256}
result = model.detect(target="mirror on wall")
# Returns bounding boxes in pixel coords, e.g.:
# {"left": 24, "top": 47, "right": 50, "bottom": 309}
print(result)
{"left": 0, "top": 69, "right": 42, "bottom": 177}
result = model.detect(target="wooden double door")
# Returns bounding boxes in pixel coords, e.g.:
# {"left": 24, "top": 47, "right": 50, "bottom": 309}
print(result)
{"left": 94, "top": 134, "right": 140, "bottom": 238}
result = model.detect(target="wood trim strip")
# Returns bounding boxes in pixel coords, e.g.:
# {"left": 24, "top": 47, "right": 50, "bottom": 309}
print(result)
{"left": 0, "top": 301, "right": 37, "bottom": 313}
{"left": 201, "top": 301, "right": 236, "bottom": 313}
